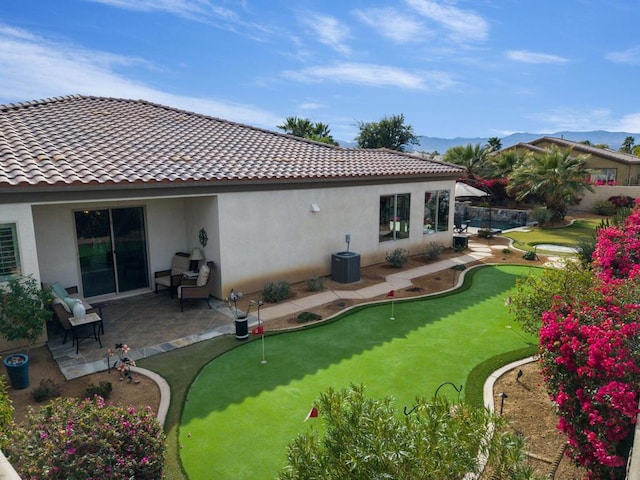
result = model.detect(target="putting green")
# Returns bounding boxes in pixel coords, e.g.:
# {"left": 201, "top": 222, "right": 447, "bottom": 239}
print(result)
{"left": 180, "top": 265, "right": 537, "bottom": 479}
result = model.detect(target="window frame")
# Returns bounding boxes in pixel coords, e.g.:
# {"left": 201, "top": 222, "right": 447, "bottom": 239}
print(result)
{"left": 0, "top": 223, "right": 21, "bottom": 281}
{"left": 379, "top": 193, "right": 411, "bottom": 242}
{"left": 423, "top": 190, "right": 450, "bottom": 235}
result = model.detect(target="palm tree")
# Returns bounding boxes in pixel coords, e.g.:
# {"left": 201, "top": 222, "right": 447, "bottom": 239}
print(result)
{"left": 277, "top": 117, "right": 338, "bottom": 145}
{"left": 485, "top": 148, "right": 531, "bottom": 179}
{"left": 507, "top": 147, "right": 594, "bottom": 220}
{"left": 443, "top": 143, "right": 490, "bottom": 178}
{"left": 486, "top": 136, "right": 502, "bottom": 152}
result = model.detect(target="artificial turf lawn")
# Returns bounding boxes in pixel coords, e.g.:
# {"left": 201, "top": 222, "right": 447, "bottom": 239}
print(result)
{"left": 179, "top": 265, "right": 537, "bottom": 479}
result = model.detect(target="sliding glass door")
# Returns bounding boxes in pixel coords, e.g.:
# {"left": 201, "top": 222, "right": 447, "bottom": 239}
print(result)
{"left": 75, "top": 207, "right": 149, "bottom": 297}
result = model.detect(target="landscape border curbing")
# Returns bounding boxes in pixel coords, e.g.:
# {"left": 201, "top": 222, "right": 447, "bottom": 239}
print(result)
{"left": 130, "top": 366, "right": 170, "bottom": 427}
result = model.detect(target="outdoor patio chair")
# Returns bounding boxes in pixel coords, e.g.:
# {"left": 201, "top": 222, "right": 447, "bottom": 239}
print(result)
{"left": 177, "top": 261, "right": 215, "bottom": 311}
{"left": 154, "top": 252, "right": 191, "bottom": 298}
{"left": 50, "top": 284, "right": 103, "bottom": 344}
{"left": 453, "top": 220, "right": 468, "bottom": 233}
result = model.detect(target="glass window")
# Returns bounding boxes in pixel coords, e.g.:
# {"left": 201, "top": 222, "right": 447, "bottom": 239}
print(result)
{"left": 0, "top": 224, "right": 21, "bottom": 280}
{"left": 424, "top": 190, "right": 450, "bottom": 234}
{"left": 589, "top": 168, "right": 617, "bottom": 185}
{"left": 379, "top": 193, "right": 411, "bottom": 242}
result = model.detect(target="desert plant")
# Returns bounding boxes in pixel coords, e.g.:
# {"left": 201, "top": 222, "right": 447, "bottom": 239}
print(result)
{"left": 529, "top": 206, "right": 553, "bottom": 226}
{"left": 0, "top": 275, "right": 52, "bottom": 350}
{"left": 296, "top": 311, "right": 322, "bottom": 323}
{"left": 305, "top": 275, "right": 324, "bottom": 292}
{"left": 263, "top": 281, "right": 291, "bottom": 303}
{"left": 593, "top": 199, "right": 616, "bottom": 216}
{"left": 5, "top": 396, "right": 165, "bottom": 479}
{"left": 423, "top": 242, "right": 445, "bottom": 261}
{"left": 83, "top": 380, "right": 112, "bottom": 400}
{"left": 522, "top": 250, "right": 538, "bottom": 261}
{"left": 31, "top": 378, "right": 61, "bottom": 403}
{"left": 385, "top": 248, "right": 409, "bottom": 268}
{"left": 501, "top": 248, "right": 512, "bottom": 255}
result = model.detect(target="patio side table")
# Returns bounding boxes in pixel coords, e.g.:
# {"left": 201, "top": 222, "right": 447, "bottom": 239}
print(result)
{"left": 69, "top": 312, "right": 103, "bottom": 354}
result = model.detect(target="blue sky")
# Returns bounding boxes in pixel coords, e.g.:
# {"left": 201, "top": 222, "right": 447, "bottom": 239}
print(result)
{"left": 1, "top": 1, "right": 639, "bottom": 141}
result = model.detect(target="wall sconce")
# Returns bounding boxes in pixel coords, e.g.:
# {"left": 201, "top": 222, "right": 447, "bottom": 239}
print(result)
{"left": 310, "top": 203, "right": 320, "bottom": 212}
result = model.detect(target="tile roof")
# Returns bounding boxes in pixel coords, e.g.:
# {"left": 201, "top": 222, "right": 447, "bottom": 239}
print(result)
{"left": 0, "top": 95, "right": 464, "bottom": 188}
{"left": 504, "top": 136, "right": 640, "bottom": 165}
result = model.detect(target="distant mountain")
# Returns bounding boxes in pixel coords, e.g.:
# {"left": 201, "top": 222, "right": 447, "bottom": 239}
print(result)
{"left": 410, "top": 131, "right": 640, "bottom": 153}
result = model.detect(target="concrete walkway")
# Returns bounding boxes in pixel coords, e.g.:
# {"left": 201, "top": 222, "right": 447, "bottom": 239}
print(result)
{"left": 258, "top": 245, "right": 494, "bottom": 321}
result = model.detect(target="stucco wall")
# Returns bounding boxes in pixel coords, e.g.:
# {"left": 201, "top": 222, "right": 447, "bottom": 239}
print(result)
{"left": 572, "top": 186, "right": 640, "bottom": 213}
{"left": 215, "top": 180, "right": 454, "bottom": 295}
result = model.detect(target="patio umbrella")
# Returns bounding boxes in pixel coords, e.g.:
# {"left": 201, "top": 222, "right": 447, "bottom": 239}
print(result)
{"left": 455, "top": 182, "right": 489, "bottom": 198}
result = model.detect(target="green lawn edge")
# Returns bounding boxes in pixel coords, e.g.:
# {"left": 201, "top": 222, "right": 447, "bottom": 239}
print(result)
{"left": 138, "top": 264, "right": 532, "bottom": 480}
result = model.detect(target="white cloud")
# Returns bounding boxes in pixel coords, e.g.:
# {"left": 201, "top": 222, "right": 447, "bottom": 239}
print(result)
{"left": 528, "top": 107, "right": 640, "bottom": 133}
{"left": 86, "top": 0, "right": 238, "bottom": 21}
{"left": 605, "top": 46, "right": 640, "bottom": 65}
{"left": 353, "top": 7, "right": 427, "bottom": 43}
{"left": 404, "top": 0, "right": 488, "bottom": 43}
{"left": 282, "top": 62, "right": 455, "bottom": 90}
{"left": 302, "top": 13, "right": 351, "bottom": 55}
{"left": 298, "top": 102, "right": 324, "bottom": 110}
{"left": 0, "top": 24, "right": 281, "bottom": 128}
{"left": 506, "top": 50, "right": 569, "bottom": 64}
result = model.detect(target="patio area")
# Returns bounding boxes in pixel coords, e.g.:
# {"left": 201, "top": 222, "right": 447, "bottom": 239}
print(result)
{"left": 47, "top": 292, "right": 239, "bottom": 379}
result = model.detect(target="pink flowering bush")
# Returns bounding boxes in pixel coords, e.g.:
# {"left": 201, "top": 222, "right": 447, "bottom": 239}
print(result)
{"left": 5, "top": 396, "right": 165, "bottom": 479}
{"left": 539, "top": 202, "right": 640, "bottom": 479}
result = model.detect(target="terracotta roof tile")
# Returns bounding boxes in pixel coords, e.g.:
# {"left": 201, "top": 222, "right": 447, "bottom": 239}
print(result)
{"left": 0, "top": 95, "right": 464, "bottom": 188}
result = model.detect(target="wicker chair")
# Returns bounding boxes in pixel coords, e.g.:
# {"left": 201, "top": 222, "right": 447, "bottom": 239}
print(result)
{"left": 154, "top": 252, "right": 191, "bottom": 298}
{"left": 177, "top": 262, "right": 215, "bottom": 311}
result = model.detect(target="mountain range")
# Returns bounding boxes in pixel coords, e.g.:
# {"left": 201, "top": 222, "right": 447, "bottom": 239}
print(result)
{"left": 410, "top": 131, "right": 640, "bottom": 154}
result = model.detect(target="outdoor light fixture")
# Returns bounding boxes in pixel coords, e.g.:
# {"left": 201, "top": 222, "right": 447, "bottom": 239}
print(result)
{"left": 311, "top": 203, "right": 320, "bottom": 212}
{"left": 498, "top": 392, "right": 508, "bottom": 415}
{"left": 516, "top": 369, "right": 523, "bottom": 382}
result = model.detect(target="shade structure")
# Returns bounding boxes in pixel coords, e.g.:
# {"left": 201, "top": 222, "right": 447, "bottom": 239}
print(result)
{"left": 455, "top": 182, "right": 489, "bottom": 198}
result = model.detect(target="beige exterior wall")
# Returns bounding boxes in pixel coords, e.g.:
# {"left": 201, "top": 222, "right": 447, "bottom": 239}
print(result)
{"left": 573, "top": 186, "right": 640, "bottom": 213}
{"left": 215, "top": 180, "right": 455, "bottom": 295}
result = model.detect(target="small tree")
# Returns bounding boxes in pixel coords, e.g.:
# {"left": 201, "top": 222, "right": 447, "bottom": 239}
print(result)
{"left": 355, "top": 114, "right": 419, "bottom": 152}
{"left": 279, "top": 384, "right": 542, "bottom": 479}
{"left": 0, "top": 276, "right": 52, "bottom": 350}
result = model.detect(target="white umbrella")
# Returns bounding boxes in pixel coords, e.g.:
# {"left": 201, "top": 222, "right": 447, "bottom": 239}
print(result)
{"left": 455, "top": 182, "right": 489, "bottom": 198}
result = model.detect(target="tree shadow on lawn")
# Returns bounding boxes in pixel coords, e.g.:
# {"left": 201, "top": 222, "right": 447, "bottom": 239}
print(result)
{"left": 181, "top": 265, "right": 536, "bottom": 421}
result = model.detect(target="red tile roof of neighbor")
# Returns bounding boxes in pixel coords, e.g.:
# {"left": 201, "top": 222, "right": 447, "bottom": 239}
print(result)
{"left": 0, "top": 95, "right": 464, "bottom": 189}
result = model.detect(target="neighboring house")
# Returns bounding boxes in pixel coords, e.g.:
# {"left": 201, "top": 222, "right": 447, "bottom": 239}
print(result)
{"left": 499, "top": 136, "right": 640, "bottom": 186}
{"left": 0, "top": 95, "right": 464, "bottom": 328}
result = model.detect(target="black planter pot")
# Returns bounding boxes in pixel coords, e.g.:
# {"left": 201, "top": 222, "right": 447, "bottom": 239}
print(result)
{"left": 3, "top": 353, "right": 29, "bottom": 390}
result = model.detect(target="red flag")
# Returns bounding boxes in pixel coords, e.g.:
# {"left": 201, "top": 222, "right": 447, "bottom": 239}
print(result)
{"left": 252, "top": 325, "right": 264, "bottom": 335}
{"left": 304, "top": 406, "right": 318, "bottom": 422}
{"left": 387, "top": 290, "right": 395, "bottom": 298}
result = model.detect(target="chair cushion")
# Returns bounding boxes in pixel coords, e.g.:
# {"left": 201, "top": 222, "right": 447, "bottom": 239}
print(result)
{"left": 196, "top": 264, "right": 210, "bottom": 287}
{"left": 155, "top": 276, "right": 172, "bottom": 288}
{"left": 51, "top": 282, "right": 68, "bottom": 300}
{"left": 171, "top": 255, "right": 191, "bottom": 276}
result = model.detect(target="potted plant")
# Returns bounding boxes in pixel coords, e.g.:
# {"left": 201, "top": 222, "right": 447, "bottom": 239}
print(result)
{"left": 0, "top": 275, "right": 52, "bottom": 390}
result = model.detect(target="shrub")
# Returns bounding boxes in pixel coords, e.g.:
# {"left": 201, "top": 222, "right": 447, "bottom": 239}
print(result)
{"left": 522, "top": 250, "right": 537, "bottom": 261}
{"left": 477, "top": 229, "right": 492, "bottom": 238}
{"left": 608, "top": 195, "right": 635, "bottom": 209}
{"left": 501, "top": 248, "right": 512, "bottom": 255}
{"left": 385, "top": 248, "right": 409, "bottom": 268}
{"left": 423, "top": 242, "right": 445, "bottom": 261}
{"left": 32, "top": 378, "right": 60, "bottom": 403}
{"left": 5, "top": 396, "right": 166, "bottom": 479}
{"left": 263, "top": 281, "right": 291, "bottom": 303}
{"left": 593, "top": 199, "right": 616, "bottom": 216}
{"left": 0, "top": 378, "right": 13, "bottom": 450}
{"left": 296, "top": 311, "right": 322, "bottom": 323}
{"left": 305, "top": 275, "right": 324, "bottom": 292}
{"left": 83, "top": 381, "right": 112, "bottom": 400}
{"left": 529, "top": 206, "right": 553, "bottom": 226}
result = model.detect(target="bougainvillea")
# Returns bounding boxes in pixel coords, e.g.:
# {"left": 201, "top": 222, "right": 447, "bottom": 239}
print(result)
{"left": 539, "top": 201, "right": 640, "bottom": 479}
{"left": 4, "top": 396, "right": 165, "bottom": 479}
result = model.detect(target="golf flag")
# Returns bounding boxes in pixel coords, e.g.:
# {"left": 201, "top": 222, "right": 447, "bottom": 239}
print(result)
{"left": 304, "top": 406, "right": 318, "bottom": 422}
{"left": 252, "top": 325, "right": 264, "bottom": 335}
{"left": 387, "top": 290, "right": 395, "bottom": 297}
